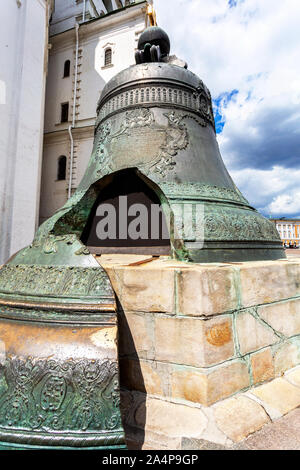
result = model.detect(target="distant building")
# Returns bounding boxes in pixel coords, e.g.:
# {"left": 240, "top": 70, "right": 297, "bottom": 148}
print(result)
{"left": 39, "top": 0, "right": 149, "bottom": 225}
{"left": 271, "top": 218, "right": 300, "bottom": 248}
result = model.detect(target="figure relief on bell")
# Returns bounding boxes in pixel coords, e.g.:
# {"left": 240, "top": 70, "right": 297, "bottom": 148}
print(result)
{"left": 94, "top": 108, "right": 190, "bottom": 179}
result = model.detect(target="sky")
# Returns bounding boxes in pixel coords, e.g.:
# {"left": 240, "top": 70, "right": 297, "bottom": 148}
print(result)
{"left": 154, "top": 0, "right": 300, "bottom": 218}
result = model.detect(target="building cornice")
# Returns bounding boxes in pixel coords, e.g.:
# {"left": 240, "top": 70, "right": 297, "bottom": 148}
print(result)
{"left": 271, "top": 219, "right": 300, "bottom": 223}
{"left": 44, "top": 125, "right": 94, "bottom": 144}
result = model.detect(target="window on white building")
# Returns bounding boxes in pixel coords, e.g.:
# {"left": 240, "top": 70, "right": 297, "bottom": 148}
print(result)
{"left": 63, "top": 60, "right": 71, "bottom": 78}
{"left": 61, "top": 102, "right": 69, "bottom": 123}
{"left": 57, "top": 156, "right": 67, "bottom": 181}
{"left": 104, "top": 48, "right": 112, "bottom": 67}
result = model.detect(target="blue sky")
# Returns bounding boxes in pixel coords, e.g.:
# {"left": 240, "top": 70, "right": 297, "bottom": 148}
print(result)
{"left": 154, "top": 0, "right": 300, "bottom": 218}
{"left": 213, "top": 89, "right": 238, "bottom": 133}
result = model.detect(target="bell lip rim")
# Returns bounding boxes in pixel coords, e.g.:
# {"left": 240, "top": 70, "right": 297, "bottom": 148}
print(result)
{"left": 0, "top": 296, "right": 116, "bottom": 312}
{"left": 0, "top": 429, "right": 126, "bottom": 448}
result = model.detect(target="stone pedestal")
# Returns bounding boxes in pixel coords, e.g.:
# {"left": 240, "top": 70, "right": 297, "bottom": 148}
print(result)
{"left": 99, "top": 255, "right": 300, "bottom": 450}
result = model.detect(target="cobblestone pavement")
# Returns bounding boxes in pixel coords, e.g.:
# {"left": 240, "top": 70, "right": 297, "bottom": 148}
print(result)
{"left": 233, "top": 408, "right": 300, "bottom": 450}
{"left": 184, "top": 408, "right": 300, "bottom": 450}
{"left": 286, "top": 249, "right": 300, "bottom": 259}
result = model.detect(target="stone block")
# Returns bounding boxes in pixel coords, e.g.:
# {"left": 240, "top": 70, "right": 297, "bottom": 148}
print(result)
{"left": 171, "top": 360, "right": 250, "bottom": 406}
{"left": 176, "top": 266, "right": 239, "bottom": 316}
{"left": 134, "top": 397, "right": 208, "bottom": 440}
{"left": 239, "top": 262, "right": 300, "bottom": 308}
{"left": 118, "top": 311, "right": 154, "bottom": 360}
{"left": 258, "top": 299, "right": 300, "bottom": 337}
{"left": 200, "top": 406, "right": 231, "bottom": 446}
{"left": 205, "top": 360, "right": 251, "bottom": 404}
{"left": 124, "top": 424, "right": 182, "bottom": 450}
{"left": 252, "top": 377, "right": 300, "bottom": 415}
{"left": 120, "top": 358, "right": 169, "bottom": 396}
{"left": 155, "top": 315, "right": 235, "bottom": 367}
{"left": 236, "top": 311, "right": 280, "bottom": 354}
{"left": 106, "top": 264, "right": 175, "bottom": 313}
{"left": 273, "top": 342, "right": 300, "bottom": 376}
{"left": 171, "top": 368, "right": 208, "bottom": 405}
{"left": 214, "top": 396, "right": 270, "bottom": 442}
{"left": 250, "top": 348, "right": 275, "bottom": 385}
{"left": 285, "top": 367, "right": 300, "bottom": 387}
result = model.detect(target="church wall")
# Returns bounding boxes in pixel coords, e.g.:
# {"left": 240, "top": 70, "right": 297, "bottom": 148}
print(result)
{"left": 44, "top": 48, "right": 73, "bottom": 134}
{"left": 40, "top": 137, "right": 70, "bottom": 224}
{"left": 40, "top": 127, "right": 95, "bottom": 224}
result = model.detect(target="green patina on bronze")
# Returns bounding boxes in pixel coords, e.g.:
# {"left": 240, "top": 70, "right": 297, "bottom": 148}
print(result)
{"left": 0, "top": 225, "right": 125, "bottom": 450}
{"left": 0, "top": 355, "right": 124, "bottom": 449}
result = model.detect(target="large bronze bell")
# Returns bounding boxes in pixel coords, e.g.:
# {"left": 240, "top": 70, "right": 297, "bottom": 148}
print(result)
{"left": 39, "top": 25, "right": 284, "bottom": 263}
{"left": 0, "top": 26, "right": 284, "bottom": 450}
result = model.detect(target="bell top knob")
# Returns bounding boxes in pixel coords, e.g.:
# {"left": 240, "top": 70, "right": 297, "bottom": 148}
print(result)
{"left": 136, "top": 26, "right": 171, "bottom": 64}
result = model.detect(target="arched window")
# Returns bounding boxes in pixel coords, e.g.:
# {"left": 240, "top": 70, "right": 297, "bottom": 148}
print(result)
{"left": 104, "top": 48, "right": 112, "bottom": 67}
{"left": 63, "top": 60, "right": 70, "bottom": 78}
{"left": 57, "top": 155, "right": 67, "bottom": 181}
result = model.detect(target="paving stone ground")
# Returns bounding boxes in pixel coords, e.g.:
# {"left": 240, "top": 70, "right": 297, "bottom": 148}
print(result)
{"left": 286, "top": 249, "right": 300, "bottom": 259}
{"left": 232, "top": 408, "right": 300, "bottom": 450}
{"left": 184, "top": 408, "right": 300, "bottom": 450}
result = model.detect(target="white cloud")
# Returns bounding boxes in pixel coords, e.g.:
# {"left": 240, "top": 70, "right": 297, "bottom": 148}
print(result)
{"left": 231, "top": 166, "right": 300, "bottom": 216}
{"left": 268, "top": 193, "right": 300, "bottom": 216}
{"left": 155, "top": 0, "right": 300, "bottom": 95}
{"left": 154, "top": 0, "right": 300, "bottom": 217}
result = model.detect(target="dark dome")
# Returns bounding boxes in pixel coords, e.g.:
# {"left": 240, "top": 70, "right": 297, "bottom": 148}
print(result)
{"left": 138, "top": 26, "right": 170, "bottom": 56}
